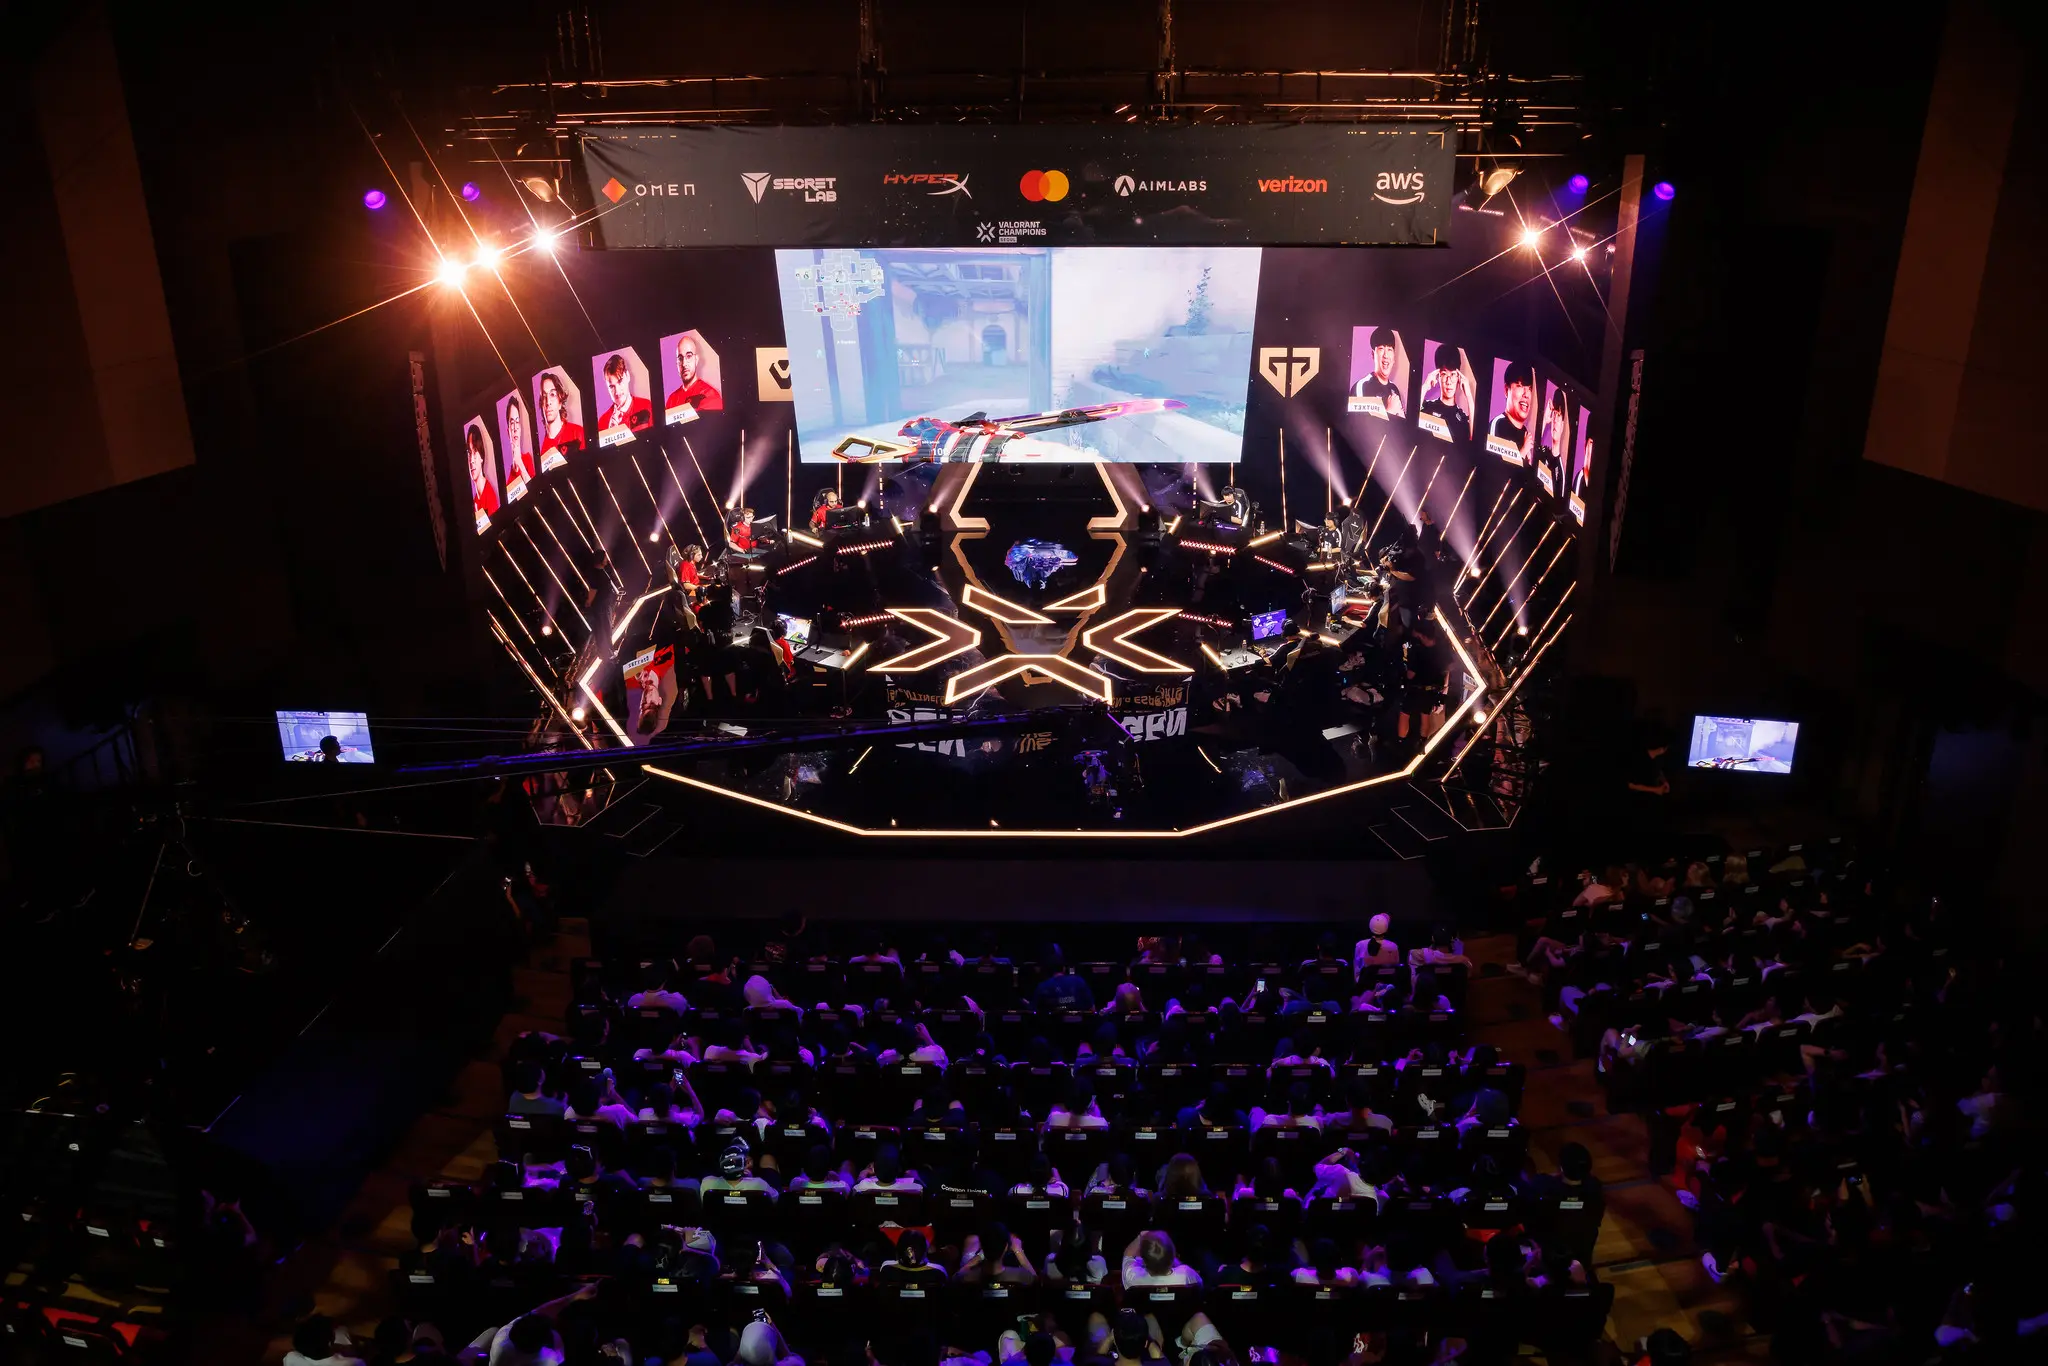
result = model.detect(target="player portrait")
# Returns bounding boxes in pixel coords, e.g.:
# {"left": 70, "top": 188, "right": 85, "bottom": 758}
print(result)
{"left": 464, "top": 417, "right": 499, "bottom": 534}
{"left": 1345, "top": 324, "right": 1408, "bottom": 419}
{"left": 1416, "top": 341, "right": 1475, "bottom": 443}
{"left": 1569, "top": 405, "right": 1592, "bottom": 524}
{"left": 1487, "top": 359, "right": 1537, "bottom": 465}
{"left": 661, "top": 329, "right": 725, "bottom": 425}
{"left": 591, "top": 346, "right": 654, "bottom": 447}
{"left": 498, "top": 390, "right": 536, "bottom": 502}
{"left": 532, "top": 367, "right": 584, "bottom": 471}
{"left": 1535, "top": 381, "right": 1572, "bottom": 497}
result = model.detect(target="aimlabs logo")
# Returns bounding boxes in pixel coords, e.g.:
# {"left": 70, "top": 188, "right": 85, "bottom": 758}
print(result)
{"left": 1256, "top": 176, "right": 1329, "bottom": 194}
{"left": 1113, "top": 174, "right": 1207, "bottom": 196}
{"left": 1257, "top": 346, "right": 1321, "bottom": 397}
{"left": 1372, "top": 171, "right": 1427, "bottom": 206}
{"left": 1018, "top": 169, "right": 1070, "bottom": 202}
{"left": 743, "top": 173, "right": 837, "bottom": 203}
{"left": 885, "top": 172, "right": 971, "bottom": 198}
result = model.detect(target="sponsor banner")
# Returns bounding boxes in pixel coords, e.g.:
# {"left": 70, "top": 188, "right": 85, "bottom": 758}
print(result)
{"left": 581, "top": 124, "right": 1452, "bottom": 248}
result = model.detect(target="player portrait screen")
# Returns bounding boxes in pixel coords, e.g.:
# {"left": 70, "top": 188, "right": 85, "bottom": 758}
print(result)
{"left": 776, "top": 246, "right": 1261, "bottom": 464}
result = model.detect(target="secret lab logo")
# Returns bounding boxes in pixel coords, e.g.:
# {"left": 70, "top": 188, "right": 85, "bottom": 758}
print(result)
{"left": 1113, "top": 175, "right": 1208, "bottom": 196}
{"left": 755, "top": 347, "right": 792, "bottom": 402}
{"left": 1373, "top": 171, "right": 1427, "bottom": 206}
{"left": 1257, "top": 346, "right": 1321, "bottom": 397}
{"left": 741, "top": 172, "right": 837, "bottom": 203}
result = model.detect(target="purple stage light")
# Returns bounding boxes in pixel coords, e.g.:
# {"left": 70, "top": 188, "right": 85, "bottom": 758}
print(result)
{"left": 363, "top": 189, "right": 387, "bottom": 210}
{"left": 1653, "top": 181, "right": 1675, "bottom": 201}
{"left": 1567, "top": 173, "right": 1589, "bottom": 195}
{"left": 461, "top": 182, "right": 481, "bottom": 202}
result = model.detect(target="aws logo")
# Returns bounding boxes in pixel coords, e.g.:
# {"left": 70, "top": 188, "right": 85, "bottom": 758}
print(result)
{"left": 1373, "top": 171, "right": 1427, "bottom": 206}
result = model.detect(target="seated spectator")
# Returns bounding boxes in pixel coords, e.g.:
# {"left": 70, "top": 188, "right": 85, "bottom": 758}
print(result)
{"left": 875, "top": 1229, "right": 948, "bottom": 1285}
{"left": 700, "top": 1140, "right": 777, "bottom": 1198}
{"left": 563, "top": 1076, "right": 636, "bottom": 1129}
{"left": 1044, "top": 1220, "right": 1110, "bottom": 1287}
{"left": 854, "top": 1143, "right": 922, "bottom": 1194}
{"left": 789, "top": 1144, "right": 852, "bottom": 1193}
{"left": 1291, "top": 1237, "right": 1358, "bottom": 1288}
{"left": 1158, "top": 1153, "right": 1209, "bottom": 1200}
{"left": 505, "top": 1061, "right": 564, "bottom": 1116}
{"left": 285, "top": 1316, "right": 367, "bottom": 1366}
{"left": 958, "top": 1221, "right": 1039, "bottom": 1285}
{"left": 700, "top": 1019, "right": 770, "bottom": 1068}
{"left": 1034, "top": 946, "right": 1096, "bottom": 1013}
{"left": 1010, "top": 1153, "right": 1069, "bottom": 1199}
{"left": 636, "top": 1078, "right": 703, "bottom": 1126}
{"left": 1354, "top": 913, "right": 1402, "bottom": 972}
{"left": 1306, "top": 1146, "right": 1379, "bottom": 1202}
{"left": 1176, "top": 1083, "right": 1245, "bottom": 1132}
{"left": 743, "top": 973, "right": 801, "bottom": 1013}
{"left": 1120, "top": 1230, "right": 1201, "bottom": 1286}
{"left": 1251, "top": 1080, "right": 1324, "bottom": 1131}
{"left": 626, "top": 963, "right": 689, "bottom": 1012}
{"left": 1409, "top": 926, "right": 1473, "bottom": 969}
{"left": 1047, "top": 1080, "right": 1110, "bottom": 1130}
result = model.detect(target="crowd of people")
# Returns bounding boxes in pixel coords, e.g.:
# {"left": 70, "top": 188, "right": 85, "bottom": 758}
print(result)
{"left": 1516, "top": 844, "right": 2046, "bottom": 1361}
{"left": 316, "top": 921, "right": 1614, "bottom": 1366}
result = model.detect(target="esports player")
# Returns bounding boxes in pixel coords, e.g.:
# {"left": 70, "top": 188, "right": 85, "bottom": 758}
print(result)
{"left": 1571, "top": 435, "right": 1593, "bottom": 506}
{"left": 811, "top": 488, "right": 841, "bottom": 531}
{"left": 1349, "top": 326, "right": 1405, "bottom": 418}
{"left": 664, "top": 333, "right": 723, "bottom": 415}
{"left": 727, "top": 507, "right": 757, "bottom": 552}
{"left": 467, "top": 427, "right": 498, "bottom": 529}
{"left": 1198, "top": 485, "right": 1251, "bottom": 528}
{"left": 1314, "top": 515, "right": 1344, "bottom": 559}
{"left": 502, "top": 395, "right": 536, "bottom": 498}
{"left": 598, "top": 354, "right": 654, "bottom": 437}
{"left": 536, "top": 371, "right": 584, "bottom": 468}
{"left": 1490, "top": 361, "right": 1536, "bottom": 463}
{"left": 1418, "top": 350, "right": 1472, "bottom": 442}
{"left": 1536, "top": 386, "right": 1570, "bottom": 495}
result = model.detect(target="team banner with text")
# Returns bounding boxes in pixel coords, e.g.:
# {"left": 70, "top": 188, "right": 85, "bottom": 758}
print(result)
{"left": 579, "top": 124, "right": 1453, "bottom": 249}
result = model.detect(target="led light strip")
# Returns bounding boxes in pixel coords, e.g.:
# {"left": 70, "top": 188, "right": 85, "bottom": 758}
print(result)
{"left": 1179, "top": 539, "right": 1238, "bottom": 555}
{"left": 1254, "top": 555, "right": 1297, "bottom": 575}
{"left": 942, "top": 654, "right": 1114, "bottom": 706}
{"left": 833, "top": 538, "right": 897, "bottom": 556}
{"left": 1081, "top": 608, "right": 1190, "bottom": 675}
{"left": 962, "top": 583, "right": 1053, "bottom": 625}
{"left": 871, "top": 608, "right": 982, "bottom": 672}
{"left": 777, "top": 555, "right": 819, "bottom": 575}
{"left": 1044, "top": 582, "right": 1107, "bottom": 613}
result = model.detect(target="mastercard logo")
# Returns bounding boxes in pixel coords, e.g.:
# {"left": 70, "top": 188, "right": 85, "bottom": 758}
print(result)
{"left": 1018, "top": 169, "right": 1070, "bottom": 203}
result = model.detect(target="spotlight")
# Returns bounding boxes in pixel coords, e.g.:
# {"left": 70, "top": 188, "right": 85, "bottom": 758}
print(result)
{"left": 474, "top": 243, "right": 503, "bottom": 269}
{"left": 1480, "top": 166, "right": 1520, "bottom": 198}
{"left": 541, "top": 622, "right": 554, "bottom": 637}
{"left": 533, "top": 230, "right": 560, "bottom": 254}
{"left": 363, "top": 188, "right": 387, "bottom": 211}
{"left": 521, "top": 176, "right": 556, "bottom": 203}
{"left": 1653, "top": 181, "right": 1675, "bottom": 201}
{"left": 570, "top": 705, "right": 586, "bottom": 722}
{"left": 649, "top": 529, "right": 662, "bottom": 543}
{"left": 1474, "top": 709, "right": 1489, "bottom": 725}
{"left": 1570, "top": 244, "right": 1589, "bottom": 262}
{"left": 435, "top": 257, "right": 468, "bottom": 288}
{"left": 461, "top": 181, "right": 482, "bottom": 202}
{"left": 1520, "top": 225, "right": 1542, "bottom": 249}
{"left": 1567, "top": 173, "right": 1589, "bottom": 195}
{"left": 1517, "top": 623, "right": 1530, "bottom": 636}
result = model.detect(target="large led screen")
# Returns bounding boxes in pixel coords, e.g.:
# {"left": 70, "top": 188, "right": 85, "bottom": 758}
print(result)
{"left": 775, "top": 246, "right": 1261, "bottom": 463}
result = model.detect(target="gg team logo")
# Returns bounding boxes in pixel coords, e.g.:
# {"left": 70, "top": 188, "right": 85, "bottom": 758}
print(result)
{"left": 1257, "top": 346, "right": 1321, "bottom": 398}
{"left": 1018, "top": 169, "right": 1070, "bottom": 202}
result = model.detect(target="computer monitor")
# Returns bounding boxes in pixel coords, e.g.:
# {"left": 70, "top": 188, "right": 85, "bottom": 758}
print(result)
{"left": 777, "top": 614, "right": 813, "bottom": 648}
{"left": 1686, "top": 715, "right": 1800, "bottom": 775}
{"left": 277, "top": 709, "right": 375, "bottom": 764}
{"left": 1249, "top": 609, "right": 1288, "bottom": 642}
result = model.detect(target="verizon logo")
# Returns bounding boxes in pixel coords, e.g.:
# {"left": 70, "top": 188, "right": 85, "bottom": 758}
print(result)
{"left": 1257, "top": 176, "right": 1329, "bottom": 193}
